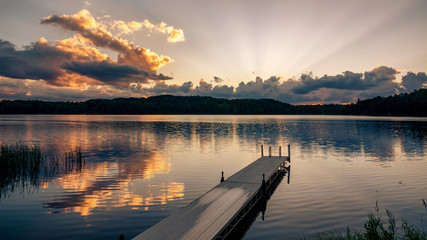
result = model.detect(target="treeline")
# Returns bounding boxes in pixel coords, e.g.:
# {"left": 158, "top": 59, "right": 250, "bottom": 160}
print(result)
{"left": 0, "top": 89, "right": 426, "bottom": 116}
{"left": 350, "top": 89, "right": 427, "bottom": 116}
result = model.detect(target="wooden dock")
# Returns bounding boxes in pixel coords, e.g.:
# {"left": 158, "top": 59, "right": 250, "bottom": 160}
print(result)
{"left": 132, "top": 146, "right": 290, "bottom": 240}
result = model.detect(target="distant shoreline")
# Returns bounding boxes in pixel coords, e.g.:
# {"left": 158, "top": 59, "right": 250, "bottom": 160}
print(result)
{"left": 1, "top": 89, "right": 426, "bottom": 117}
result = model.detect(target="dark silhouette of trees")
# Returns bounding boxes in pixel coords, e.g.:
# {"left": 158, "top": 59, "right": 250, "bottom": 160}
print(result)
{"left": 347, "top": 89, "right": 427, "bottom": 116}
{"left": 0, "top": 89, "right": 426, "bottom": 116}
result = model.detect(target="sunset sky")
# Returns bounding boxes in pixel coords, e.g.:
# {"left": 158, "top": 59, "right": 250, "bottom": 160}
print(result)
{"left": 0, "top": 0, "right": 426, "bottom": 104}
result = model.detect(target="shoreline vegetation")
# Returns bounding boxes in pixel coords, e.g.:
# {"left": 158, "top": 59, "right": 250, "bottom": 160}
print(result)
{"left": 0, "top": 142, "right": 84, "bottom": 199}
{"left": 0, "top": 89, "right": 426, "bottom": 117}
{"left": 303, "top": 201, "right": 427, "bottom": 240}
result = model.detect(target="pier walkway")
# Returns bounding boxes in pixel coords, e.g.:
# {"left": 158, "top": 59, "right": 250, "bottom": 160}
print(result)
{"left": 133, "top": 147, "right": 290, "bottom": 240}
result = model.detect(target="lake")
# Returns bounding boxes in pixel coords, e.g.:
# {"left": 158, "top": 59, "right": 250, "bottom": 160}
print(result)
{"left": 0, "top": 115, "right": 426, "bottom": 239}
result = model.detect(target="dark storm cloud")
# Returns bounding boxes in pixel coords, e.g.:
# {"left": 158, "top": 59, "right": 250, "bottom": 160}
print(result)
{"left": 401, "top": 72, "right": 427, "bottom": 92}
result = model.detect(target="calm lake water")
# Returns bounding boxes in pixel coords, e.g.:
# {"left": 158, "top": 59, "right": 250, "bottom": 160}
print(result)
{"left": 0, "top": 115, "right": 426, "bottom": 239}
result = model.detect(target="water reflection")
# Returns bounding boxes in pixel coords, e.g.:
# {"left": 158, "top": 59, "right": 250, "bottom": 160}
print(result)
{"left": 2, "top": 116, "right": 425, "bottom": 164}
{"left": 224, "top": 167, "right": 289, "bottom": 240}
{"left": 1, "top": 117, "right": 426, "bottom": 198}
{"left": 0, "top": 115, "right": 426, "bottom": 240}
{"left": 0, "top": 144, "right": 84, "bottom": 199}
{"left": 42, "top": 150, "right": 184, "bottom": 216}
{"left": 41, "top": 118, "right": 424, "bottom": 217}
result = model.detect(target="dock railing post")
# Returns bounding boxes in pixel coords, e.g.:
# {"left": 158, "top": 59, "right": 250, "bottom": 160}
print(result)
{"left": 261, "top": 145, "right": 264, "bottom": 157}
{"left": 279, "top": 146, "right": 282, "bottom": 157}
{"left": 269, "top": 146, "right": 271, "bottom": 157}
{"left": 261, "top": 173, "right": 266, "bottom": 194}
{"left": 288, "top": 144, "right": 291, "bottom": 162}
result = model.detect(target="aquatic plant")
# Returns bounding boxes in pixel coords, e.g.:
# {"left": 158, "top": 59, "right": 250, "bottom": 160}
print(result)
{"left": 302, "top": 200, "right": 427, "bottom": 240}
{"left": 0, "top": 142, "right": 84, "bottom": 199}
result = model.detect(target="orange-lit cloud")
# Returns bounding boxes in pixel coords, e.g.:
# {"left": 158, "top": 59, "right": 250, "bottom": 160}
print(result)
{"left": 41, "top": 9, "right": 99, "bottom": 31}
{"left": 41, "top": 10, "right": 172, "bottom": 72}
{"left": 55, "top": 36, "right": 109, "bottom": 62}
{"left": 0, "top": 9, "right": 178, "bottom": 88}
{"left": 112, "top": 19, "right": 185, "bottom": 43}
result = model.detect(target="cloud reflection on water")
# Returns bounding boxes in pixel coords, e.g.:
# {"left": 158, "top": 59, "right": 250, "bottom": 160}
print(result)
{"left": 41, "top": 149, "right": 184, "bottom": 216}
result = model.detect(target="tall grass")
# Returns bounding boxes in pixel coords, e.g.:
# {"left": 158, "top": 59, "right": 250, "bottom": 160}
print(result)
{"left": 0, "top": 142, "right": 84, "bottom": 199}
{"left": 303, "top": 200, "right": 427, "bottom": 240}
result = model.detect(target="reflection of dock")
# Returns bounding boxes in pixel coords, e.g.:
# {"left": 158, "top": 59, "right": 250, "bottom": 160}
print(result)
{"left": 132, "top": 145, "right": 290, "bottom": 240}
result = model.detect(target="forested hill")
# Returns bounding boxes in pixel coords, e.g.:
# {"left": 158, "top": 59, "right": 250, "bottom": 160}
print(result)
{"left": 0, "top": 89, "right": 426, "bottom": 116}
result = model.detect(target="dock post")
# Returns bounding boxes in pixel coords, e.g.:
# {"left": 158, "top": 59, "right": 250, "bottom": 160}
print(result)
{"left": 269, "top": 146, "right": 271, "bottom": 157}
{"left": 221, "top": 171, "right": 224, "bottom": 183}
{"left": 261, "top": 145, "right": 264, "bottom": 157}
{"left": 261, "top": 173, "right": 266, "bottom": 194}
{"left": 288, "top": 144, "right": 291, "bottom": 162}
{"left": 279, "top": 146, "right": 282, "bottom": 157}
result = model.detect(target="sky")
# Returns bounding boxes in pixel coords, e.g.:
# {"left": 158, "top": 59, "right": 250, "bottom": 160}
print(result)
{"left": 0, "top": 0, "right": 426, "bottom": 104}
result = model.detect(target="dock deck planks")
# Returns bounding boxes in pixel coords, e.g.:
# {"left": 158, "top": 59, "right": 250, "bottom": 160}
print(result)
{"left": 133, "top": 156, "right": 288, "bottom": 240}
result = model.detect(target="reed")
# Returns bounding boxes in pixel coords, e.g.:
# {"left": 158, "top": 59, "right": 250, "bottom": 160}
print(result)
{"left": 0, "top": 142, "right": 85, "bottom": 199}
{"left": 303, "top": 200, "right": 427, "bottom": 240}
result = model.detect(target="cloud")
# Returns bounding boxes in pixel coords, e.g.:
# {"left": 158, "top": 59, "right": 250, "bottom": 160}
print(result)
{"left": 0, "top": 37, "right": 424, "bottom": 106}
{"left": 124, "top": 76, "right": 320, "bottom": 103}
{"left": 2, "top": 68, "right": 425, "bottom": 104}
{"left": 112, "top": 19, "right": 185, "bottom": 43}
{"left": 292, "top": 66, "right": 400, "bottom": 94}
{"left": 63, "top": 61, "right": 144, "bottom": 85}
{"left": 194, "top": 79, "right": 234, "bottom": 97}
{"left": 131, "top": 81, "right": 194, "bottom": 95}
{"left": 41, "top": 10, "right": 172, "bottom": 72}
{"left": 235, "top": 76, "right": 282, "bottom": 98}
{"left": 0, "top": 9, "right": 179, "bottom": 88}
{"left": 0, "top": 77, "right": 130, "bottom": 101}
{"left": 63, "top": 60, "right": 173, "bottom": 86}
{"left": 401, "top": 72, "right": 427, "bottom": 92}
{"left": 41, "top": 9, "right": 99, "bottom": 31}
{"left": 131, "top": 79, "right": 234, "bottom": 98}
{"left": 213, "top": 76, "right": 224, "bottom": 83}
{"left": 131, "top": 67, "right": 423, "bottom": 104}
{"left": 0, "top": 39, "right": 71, "bottom": 82}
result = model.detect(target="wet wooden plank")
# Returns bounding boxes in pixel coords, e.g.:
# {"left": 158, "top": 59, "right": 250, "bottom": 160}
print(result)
{"left": 132, "top": 156, "right": 288, "bottom": 240}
